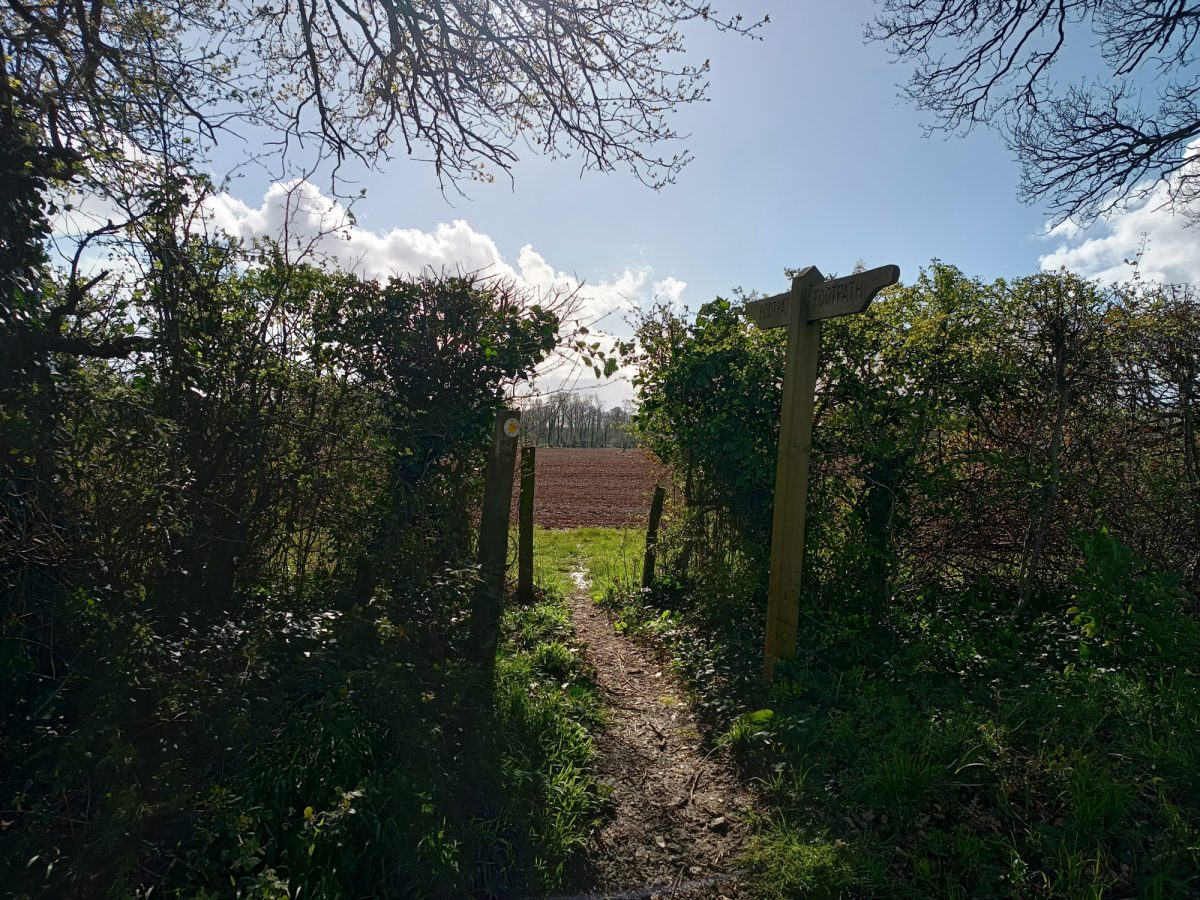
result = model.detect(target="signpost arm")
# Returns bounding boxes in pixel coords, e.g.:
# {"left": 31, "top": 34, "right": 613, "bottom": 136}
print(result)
{"left": 763, "top": 267, "right": 824, "bottom": 681}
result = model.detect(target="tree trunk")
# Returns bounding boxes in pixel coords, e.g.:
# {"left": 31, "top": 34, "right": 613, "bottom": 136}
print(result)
{"left": 1015, "top": 367, "right": 1071, "bottom": 620}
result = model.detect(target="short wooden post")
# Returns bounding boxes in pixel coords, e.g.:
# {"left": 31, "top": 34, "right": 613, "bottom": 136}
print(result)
{"left": 642, "top": 484, "right": 666, "bottom": 590}
{"left": 469, "top": 410, "right": 521, "bottom": 685}
{"left": 517, "top": 445, "right": 536, "bottom": 602}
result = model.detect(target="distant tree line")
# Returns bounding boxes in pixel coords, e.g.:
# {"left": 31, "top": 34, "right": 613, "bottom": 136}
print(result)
{"left": 521, "top": 394, "right": 638, "bottom": 449}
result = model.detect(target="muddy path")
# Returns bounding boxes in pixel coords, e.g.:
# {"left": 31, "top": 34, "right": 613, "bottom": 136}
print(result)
{"left": 564, "top": 576, "right": 756, "bottom": 899}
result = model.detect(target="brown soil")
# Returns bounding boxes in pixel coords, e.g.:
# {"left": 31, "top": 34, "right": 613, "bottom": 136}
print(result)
{"left": 563, "top": 575, "right": 755, "bottom": 900}
{"left": 516, "top": 449, "right": 666, "bottom": 529}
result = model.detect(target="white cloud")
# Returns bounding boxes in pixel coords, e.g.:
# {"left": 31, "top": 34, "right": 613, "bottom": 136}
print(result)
{"left": 526, "top": 373, "right": 637, "bottom": 408}
{"left": 653, "top": 276, "right": 688, "bottom": 307}
{"left": 201, "top": 180, "right": 668, "bottom": 329}
{"left": 51, "top": 176, "right": 671, "bottom": 403}
{"left": 1039, "top": 141, "right": 1200, "bottom": 285}
{"left": 203, "top": 179, "right": 675, "bottom": 402}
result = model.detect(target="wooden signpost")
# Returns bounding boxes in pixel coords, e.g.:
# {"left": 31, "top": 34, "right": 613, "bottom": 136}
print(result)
{"left": 748, "top": 264, "right": 900, "bottom": 680}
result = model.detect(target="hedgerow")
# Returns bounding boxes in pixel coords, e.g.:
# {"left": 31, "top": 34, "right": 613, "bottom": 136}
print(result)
{"left": 624, "top": 264, "right": 1200, "bottom": 896}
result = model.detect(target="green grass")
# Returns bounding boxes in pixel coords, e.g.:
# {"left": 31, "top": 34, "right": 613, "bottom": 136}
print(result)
{"left": 742, "top": 825, "right": 858, "bottom": 899}
{"left": 122, "top": 581, "right": 607, "bottom": 900}
{"left": 493, "top": 587, "right": 604, "bottom": 891}
{"left": 526, "top": 526, "right": 645, "bottom": 601}
{"left": 599, "top": 540, "right": 1200, "bottom": 899}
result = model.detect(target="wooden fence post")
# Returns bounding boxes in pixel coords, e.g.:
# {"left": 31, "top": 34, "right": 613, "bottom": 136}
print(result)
{"left": 517, "top": 445, "right": 536, "bottom": 602}
{"left": 468, "top": 410, "right": 521, "bottom": 687}
{"left": 642, "top": 484, "right": 666, "bottom": 590}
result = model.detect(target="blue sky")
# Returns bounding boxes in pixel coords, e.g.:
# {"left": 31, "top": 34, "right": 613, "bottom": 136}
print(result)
{"left": 212, "top": 4, "right": 1046, "bottom": 288}
{"left": 195, "top": 2, "right": 1198, "bottom": 400}
{"left": 345, "top": 2, "right": 1043, "bottom": 286}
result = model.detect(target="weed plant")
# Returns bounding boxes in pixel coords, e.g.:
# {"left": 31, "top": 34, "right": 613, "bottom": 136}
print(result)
{"left": 602, "top": 532, "right": 1200, "bottom": 898}
{"left": 4, "top": 578, "right": 601, "bottom": 899}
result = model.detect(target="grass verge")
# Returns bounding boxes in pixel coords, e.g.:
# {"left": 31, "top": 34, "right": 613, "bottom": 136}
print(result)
{"left": 528, "top": 526, "right": 646, "bottom": 601}
{"left": 595, "top": 538, "right": 1200, "bottom": 899}
{"left": 2, "top": 579, "right": 605, "bottom": 899}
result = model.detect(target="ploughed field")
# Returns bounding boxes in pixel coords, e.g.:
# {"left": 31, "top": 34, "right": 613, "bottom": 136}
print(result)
{"left": 519, "top": 448, "right": 665, "bottom": 529}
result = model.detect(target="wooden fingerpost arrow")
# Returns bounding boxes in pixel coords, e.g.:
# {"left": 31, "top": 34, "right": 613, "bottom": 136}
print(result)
{"left": 747, "top": 264, "right": 900, "bottom": 681}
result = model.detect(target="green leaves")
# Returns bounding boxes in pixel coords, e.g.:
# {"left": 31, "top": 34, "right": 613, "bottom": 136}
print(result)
{"left": 566, "top": 330, "right": 628, "bottom": 380}
{"left": 1069, "top": 530, "right": 1190, "bottom": 670}
{"left": 632, "top": 295, "right": 785, "bottom": 549}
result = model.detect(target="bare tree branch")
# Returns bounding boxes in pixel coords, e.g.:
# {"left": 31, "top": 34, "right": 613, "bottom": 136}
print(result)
{"left": 870, "top": 1, "right": 1200, "bottom": 224}
{"left": 2, "top": 1, "right": 766, "bottom": 195}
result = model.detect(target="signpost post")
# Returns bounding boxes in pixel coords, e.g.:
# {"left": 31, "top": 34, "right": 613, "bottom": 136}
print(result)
{"left": 747, "top": 264, "right": 900, "bottom": 680}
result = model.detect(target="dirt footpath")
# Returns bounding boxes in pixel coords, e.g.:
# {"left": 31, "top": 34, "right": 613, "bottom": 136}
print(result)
{"left": 565, "top": 577, "right": 755, "bottom": 899}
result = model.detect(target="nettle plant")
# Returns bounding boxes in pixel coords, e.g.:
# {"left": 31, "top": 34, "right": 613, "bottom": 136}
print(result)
{"left": 1069, "top": 529, "right": 1195, "bottom": 672}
